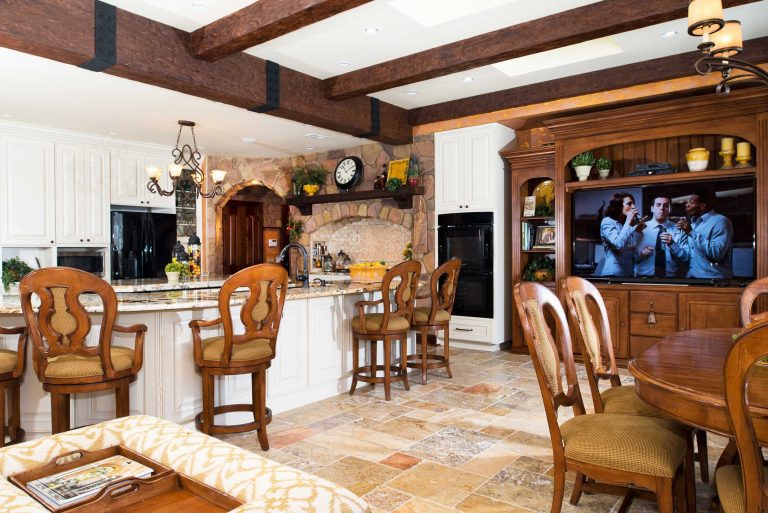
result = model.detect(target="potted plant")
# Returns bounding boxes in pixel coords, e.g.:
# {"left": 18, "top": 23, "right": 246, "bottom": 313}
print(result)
{"left": 2, "top": 257, "right": 33, "bottom": 294}
{"left": 596, "top": 156, "right": 612, "bottom": 180}
{"left": 164, "top": 258, "right": 188, "bottom": 284}
{"left": 293, "top": 165, "right": 326, "bottom": 196}
{"left": 407, "top": 156, "right": 420, "bottom": 187}
{"left": 291, "top": 168, "right": 306, "bottom": 196}
{"left": 571, "top": 151, "right": 596, "bottom": 182}
{"left": 522, "top": 255, "right": 555, "bottom": 282}
{"left": 286, "top": 219, "right": 303, "bottom": 244}
{"left": 385, "top": 178, "right": 402, "bottom": 191}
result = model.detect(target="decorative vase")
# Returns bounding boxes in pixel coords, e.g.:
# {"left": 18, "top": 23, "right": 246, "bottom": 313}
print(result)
{"left": 685, "top": 148, "right": 709, "bottom": 172}
{"left": 303, "top": 184, "right": 320, "bottom": 196}
{"left": 407, "top": 176, "right": 419, "bottom": 187}
{"left": 166, "top": 272, "right": 180, "bottom": 284}
{"left": 597, "top": 168, "right": 611, "bottom": 180}
{"left": 574, "top": 165, "right": 592, "bottom": 181}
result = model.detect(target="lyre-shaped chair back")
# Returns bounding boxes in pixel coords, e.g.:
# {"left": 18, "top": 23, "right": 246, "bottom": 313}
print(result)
{"left": 380, "top": 260, "right": 421, "bottom": 328}
{"left": 513, "top": 282, "right": 586, "bottom": 455}
{"left": 424, "top": 258, "right": 461, "bottom": 322}
{"left": 740, "top": 277, "right": 768, "bottom": 327}
{"left": 724, "top": 322, "right": 768, "bottom": 513}
{"left": 19, "top": 267, "right": 118, "bottom": 380}
{"left": 218, "top": 264, "right": 288, "bottom": 363}
{"left": 560, "top": 276, "right": 621, "bottom": 411}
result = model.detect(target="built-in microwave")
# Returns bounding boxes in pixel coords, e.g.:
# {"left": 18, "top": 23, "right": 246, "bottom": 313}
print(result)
{"left": 56, "top": 248, "right": 105, "bottom": 277}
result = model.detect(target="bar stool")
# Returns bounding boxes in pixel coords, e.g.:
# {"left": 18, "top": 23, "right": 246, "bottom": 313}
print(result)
{"left": 407, "top": 258, "right": 461, "bottom": 384}
{"left": 189, "top": 264, "right": 288, "bottom": 450}
{"left": 0, "top": 325, "right": 27, "bottom": 446}
{"left": 350, "top": 260, "right": 420, "bottom": 401}
{"left": 19, "top": 268, "right": 146, "bottom": 434}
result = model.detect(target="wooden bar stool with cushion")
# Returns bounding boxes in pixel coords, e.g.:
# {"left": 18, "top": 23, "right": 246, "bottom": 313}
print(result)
{"left": 739, "top": 277, "right": 768, "bottom": 327}
{"left": 19, "top": 268, "right": 146, "bottom": 434}
{"left": 407, "top": 258, "right": 460, "bottom": 384}
{"left": 514, "top": 281, "right": 695, "bottom": 513}
{"left": 717, "top": 321, "right": 768, "bottom": 513}
{"left": 189, "top": 264, "right": 288, "bottom": 449}
{"left": 0, "top": 325, "right": 27, "bottom": 446}
{"left": 561, "top": 275, "right": 711, "bottom": 483}
{"left": 350, "top": 260, "right": 420, "bottom": 401}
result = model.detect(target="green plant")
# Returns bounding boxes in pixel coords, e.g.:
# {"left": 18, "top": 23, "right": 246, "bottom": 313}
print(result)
{"left": 402, "top": 242, "right": 413, "bottom": 260}
{"left": 522, "top": 255, "right": 555, "bottom": 282}
{"left": 164, "top": 258, "right": 189, "bottom": 278}
{"left": 385, "top": 178, "right": 402, "bottom": 191}
{"left": 571, "top": 151, "right": 596, "bottom": 168}
{"left": 596, "top": 156, "right": 612, "bottom": 170}
{"left": 2, "top": 258, "right": 33, "bottom": 292}
{"left": 286, "top": 218, "right": 303, "bottom": 244}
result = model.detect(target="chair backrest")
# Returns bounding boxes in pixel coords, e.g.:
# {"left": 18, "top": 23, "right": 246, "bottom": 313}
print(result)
{"left": 19, "top": 267, "right": 118, "bottom": 380}
{"left": 0, "top": 326, "right": 27, "bottom": 380}
{"left": 513, "top": 281, "right": 586, "bottom": 460}
{"left": 425, "top": 258, "right": 461, "bottom": 322}
{"left": 724, "top": 322, "right": 768, "bottom": 513}
{"left": 560, "top": 276, "right": 621, "bottom": 412}
{"left": 380, "top": 260, "right": 421, "bottom": 326}
{"left": 740, "top": 277, "right": 768, "bottom": 327}
{"left": 218, "top": 264, "right": 289, "bottom": 362}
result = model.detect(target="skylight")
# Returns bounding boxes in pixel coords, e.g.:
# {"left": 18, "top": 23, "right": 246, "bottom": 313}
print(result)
{"left": 390, "top": 0, "right": 518, "bottom": 28}
{"left": 492, "top": 37, "right": 623, "bottom": 78}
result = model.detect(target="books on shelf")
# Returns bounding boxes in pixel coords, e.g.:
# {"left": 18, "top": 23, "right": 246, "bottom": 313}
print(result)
{"left": 26, "top": 455, "right": 153, "bottom": 508}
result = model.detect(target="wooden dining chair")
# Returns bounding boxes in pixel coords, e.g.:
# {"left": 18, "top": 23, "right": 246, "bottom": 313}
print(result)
{"left": 190, "top": 264, "right": 288, "bottom": 449}
{"left": 350, "top": 260, "right": 420, "bottom": 401}
{"left": 560, "top": 275, "right": 710, "bottom": 483}
{"left": 19, "top": 267, "right": 146, "bottom": 434}
{"left": 407, "top": 258, "right": 460, "bottom": 384}
{"left": 739, "top": 277, "right": 768, "bottom": 327}
{"left": 514, "top": 281, "right": 694, "bottom": 513}
{"left": 0, "top": 325, "right": 27, "bottom": 446}
{"left": 718, "top": 321, "right": 768, "bottom": 513}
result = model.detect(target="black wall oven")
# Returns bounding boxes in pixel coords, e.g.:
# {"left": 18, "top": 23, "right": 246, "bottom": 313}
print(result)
{"left": 437, "top": 212, "right": 494, "bottom": 318}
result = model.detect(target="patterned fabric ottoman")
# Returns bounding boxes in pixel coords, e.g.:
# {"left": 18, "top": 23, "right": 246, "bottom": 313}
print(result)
{"left": 0, "top": 415, "right": 369, "bottom": 513}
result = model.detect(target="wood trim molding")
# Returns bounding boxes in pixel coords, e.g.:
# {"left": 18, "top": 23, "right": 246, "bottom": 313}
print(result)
{"left": 501, "top": 147, "right": 555, "bottom": 170}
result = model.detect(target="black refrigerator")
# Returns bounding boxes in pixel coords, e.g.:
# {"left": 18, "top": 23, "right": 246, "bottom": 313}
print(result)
{"left": 111, "top": 211, "right": 177, "bottom": 280}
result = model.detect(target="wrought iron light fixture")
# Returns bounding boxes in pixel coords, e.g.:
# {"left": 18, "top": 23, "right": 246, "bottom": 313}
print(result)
{"left": 688, "top": 0, "right": 768, "bottom": 95}
{"left": 145, "top": 120, "right": 227, "bottom": 198}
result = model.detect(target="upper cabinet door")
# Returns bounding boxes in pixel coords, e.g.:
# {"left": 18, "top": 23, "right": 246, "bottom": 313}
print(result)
{"left": 55, "top": 143, "right": 82, "bottom": 244}
{"left": 57, "top": 145, "right": 109, "bottom": 245}
{"left": 0, "top": 135, "right": 55, "bottom": 245}
{"left": 83, "top": 149, "right": 110, "bottom": 244}
{"left": 435, "top": 131, "right": 463, "bottom": 213}
{"left": 110, "top": 150, "right": 145, "bottom": 207}
{"left": 463, "top": 127, "right": 494, "bottom": 211}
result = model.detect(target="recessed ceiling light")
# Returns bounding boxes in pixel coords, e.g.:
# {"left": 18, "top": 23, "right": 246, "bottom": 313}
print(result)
{"left": 405, "top": 90, "right": 418, "bottom": 95}
{"left": 461, "top": 76, "right": 475, "bottom": 83}
{"left": 106, "top": 131, "right": 118, "bottom": 135}
{"left": 304, "top": 146, "right": 315, "bottom": 150}
{"left": 338, "top": 61, "right": 351, "bottom": 67}
{"left": 661, "top": 30, "right": 678, "bottom": 38}
{"left": 191, "top": 2, "right": 205, "bottom": 9}
{"left": 305, "top": 133, "right": 329, "bottom": 140}
{"left": 0, "top": 114, "right": 12, "bottom": 118}
{"left": 241, "top": 137, "right": 257, "bottom": 143}
{"left": 363, "top": 27, "right": 379, "bottom": 35}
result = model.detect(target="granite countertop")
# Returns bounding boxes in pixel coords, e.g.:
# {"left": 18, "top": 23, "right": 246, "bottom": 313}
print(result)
{"left": 109, "top": 276, "right": 230, "bottom": 293}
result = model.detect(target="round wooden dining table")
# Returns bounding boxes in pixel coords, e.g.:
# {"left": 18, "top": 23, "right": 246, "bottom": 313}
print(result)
{"left": 629, "top": 328, "right": 768, "bottom": 445}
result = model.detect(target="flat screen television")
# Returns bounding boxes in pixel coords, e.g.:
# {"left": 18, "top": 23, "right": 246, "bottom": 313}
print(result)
{"left": 571, "top": 176, "right": 755, "bottom": 285}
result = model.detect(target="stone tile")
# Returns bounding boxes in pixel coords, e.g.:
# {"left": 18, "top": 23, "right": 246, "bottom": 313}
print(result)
{"left": 363, "top": 486, "right": 412, "bottom": 513}
{"left": 371, "top": 416, "right": 445, "bottom": 441}
{"left": 392, "top": 497, "right": 458, "bottom": 513}
{"left": 405, "top": 426, "right": 499, "bottom": 467}
{"left": 281, "top": 440, "right": 344, "bottom": 465}
{"left": 388, "top": 461, "right": 487, "bottom": 507}
{"left": 419, "top": 388, "right": 498, "bottom": 411}
{"left": 456, "top": 494, "right": 531, "bottom": 513}
{"left": 475, "top": 467, "right": 555, "bottom": 512}
{"left": 287, "top": 456, "right": 325, "bottom": 474}
{"left": 309, "top": 411, "right": 362, "bottom": 431}
{"left": 314, "top": 456, "right": 400, "bottom": 496}
{"left": 479, "top": 425, "right": 517, "bottom": 439}
{"left": 463, "top": 383, "right": 502, "bottom": 395}
{"left": 306, "top": 423, "right": 412, "bottom": 462}
{"left": 430, "top": 408, "right": 501, "bottom": 431}
{"left": 380, "top": 452, "right": 422, "bottom": 470}
{"left": 459, "top": 444, "right": 521, "bottom": 478}
{"left": 401, "top": 399, "right": 450, "bottom": 413}
{"left": 498, "top": 431, "right": 553, "bottom": 462}
{"left": 268, "top": 426, "right": 318, "bottom": 449}
{"left": 351, "top": 400, "right": 414, "bottom": 421}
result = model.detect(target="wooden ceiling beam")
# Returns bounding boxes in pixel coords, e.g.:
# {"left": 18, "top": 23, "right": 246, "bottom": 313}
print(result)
{"left": 324, "top": 0, "right": 760, "bottom": 100}
{"left": 408, "top": 36, "right": 768, "bottom": 126}
{"left": 0, "top": 0, "right": 411, "bottom": 144}
{"left": 189, "top": 0, "right": 373, "bottom": 61}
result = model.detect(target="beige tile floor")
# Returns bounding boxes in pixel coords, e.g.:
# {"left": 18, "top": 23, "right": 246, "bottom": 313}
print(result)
{"left": 220, "top": 347, "right": 726, "bottom": 513}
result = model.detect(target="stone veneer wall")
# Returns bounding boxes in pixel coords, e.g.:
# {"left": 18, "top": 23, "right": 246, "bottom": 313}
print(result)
{"left": 204, "top": 133, "right": 435, "bottom": 273}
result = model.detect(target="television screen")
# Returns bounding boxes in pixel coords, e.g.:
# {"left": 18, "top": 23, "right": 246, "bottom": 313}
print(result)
{"left": 571, "top": 177, "right": 755, "bottom": 284}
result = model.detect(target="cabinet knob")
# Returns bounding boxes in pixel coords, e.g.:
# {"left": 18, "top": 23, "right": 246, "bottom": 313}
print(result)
{"left": 50, "top": 240, "right": 54, "bottom": 244}
{"left": 80, "top": 239, "right": 84, "bottom": 242}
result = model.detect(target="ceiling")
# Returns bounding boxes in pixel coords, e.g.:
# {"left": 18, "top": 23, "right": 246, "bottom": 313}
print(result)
{"left": 2, "top": 0, "right": 767, "bottom": 157}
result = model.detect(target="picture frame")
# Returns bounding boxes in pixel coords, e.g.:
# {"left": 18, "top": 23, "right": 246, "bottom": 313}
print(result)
{"left": 386, "top": 158, "right": 409, "bottom": 183}
{"left": 522, "top": 195, "right": 537, "bottom": 217}
{"left": 534, "top": 225, "right": 556, "bottom": 247}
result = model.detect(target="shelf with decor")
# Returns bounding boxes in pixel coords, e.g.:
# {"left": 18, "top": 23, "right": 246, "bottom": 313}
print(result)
{"left": 565, "top": 166, "right": 756, "bottom": 191}
{"left": 286, "top": 186, "right": 424, "bottom": 215}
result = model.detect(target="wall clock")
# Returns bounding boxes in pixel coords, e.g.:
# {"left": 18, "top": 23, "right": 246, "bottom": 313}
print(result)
{"left": 334, "top": 156, "right": 363, "bottom": 191}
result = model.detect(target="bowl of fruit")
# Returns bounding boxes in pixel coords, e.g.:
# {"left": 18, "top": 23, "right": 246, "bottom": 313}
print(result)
{"left": 348, "top": 261, "right": 387, "bottom": 282}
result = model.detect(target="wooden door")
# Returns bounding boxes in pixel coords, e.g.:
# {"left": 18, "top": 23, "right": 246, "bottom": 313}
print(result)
{"left": 598, "top": 288, "right": 629, "bottom": 359}
{"left": 222, "top": 200, "right": 262, "bottom": 274}
{"left": 678, "top": 291, "right": 741, "bottom": 330}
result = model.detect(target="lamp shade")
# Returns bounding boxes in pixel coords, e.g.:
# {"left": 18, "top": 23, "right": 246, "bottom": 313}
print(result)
{"left": 688, "top": 0, "right": 724, "bottom": 36}
{"left": 709, "top": 20, "right": 743, "bottom": 57}
{"left": 210, "top": 169, "right": 227, "bottom": 183}
{"left": 168, "top": 163, "right": 184, "bottom": 178}
{"left": 145, "top": 165, "right": 163, "bottom": 180}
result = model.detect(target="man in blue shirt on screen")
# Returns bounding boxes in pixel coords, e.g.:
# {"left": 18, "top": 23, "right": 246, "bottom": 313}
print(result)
{"left": 676, "top": 188, "right": 733, "bottom": 279}
{"left": 634, "top": 195, "right": 688, "bottom": 277}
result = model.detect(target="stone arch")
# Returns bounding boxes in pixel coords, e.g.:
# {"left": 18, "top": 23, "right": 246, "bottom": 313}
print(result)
{"left": 302, "top": 200, "right": 413, "bottom": 234}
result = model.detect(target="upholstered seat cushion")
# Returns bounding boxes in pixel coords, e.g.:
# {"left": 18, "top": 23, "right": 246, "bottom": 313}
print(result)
{"left": 560, "top": 413, "right": 686, "bottom": 478}
{"left": 601, "top": 385, "right": 665, "bottom": 418}
{"left": 716, "top": 465, "right": 745, "bottom": 513}
{"left": 45, "top": 347, "right": 134, "bottom": 379}
{"left": 351, "top": 314, "right": 410, "bottom": 332}
{"left": 201, "top": 336, "right": 273, "bottom": 362}
{"left": 0, "top": 350, "right": 17, "bottom": 374}
{"left": 412, "top": 307, "right": 451, "bottom": 324}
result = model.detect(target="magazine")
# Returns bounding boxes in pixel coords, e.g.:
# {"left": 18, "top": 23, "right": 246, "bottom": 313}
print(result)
{"left": 26, "top": 455, "right": 153, "bottom": 508}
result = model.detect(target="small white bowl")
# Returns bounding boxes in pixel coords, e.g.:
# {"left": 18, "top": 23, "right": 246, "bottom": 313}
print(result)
{"left": 687, "top": 159, "right": 709, "bottom": 172}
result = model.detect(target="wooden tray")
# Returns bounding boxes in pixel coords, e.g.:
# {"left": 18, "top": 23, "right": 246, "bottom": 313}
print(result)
{"left": 9, "top": 446, "right": 243, "bottom": 513}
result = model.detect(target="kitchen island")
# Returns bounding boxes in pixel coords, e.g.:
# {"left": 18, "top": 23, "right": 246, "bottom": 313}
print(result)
{"left": 0, "top": 279, "right": 390, "bottom": 437}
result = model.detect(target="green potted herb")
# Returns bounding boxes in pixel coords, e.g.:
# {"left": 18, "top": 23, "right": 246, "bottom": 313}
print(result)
{"left": 385, "top": 178, "right": 403, "bottom": 191}
{"left": 164, "top": 258, "right": 189, "bottom": 284}
{"left": 596, "top": 156, "right": 612, "bottom": 180}
{"left": 571, "top": 151, "right": 596, "bottom": 182}
{"left": 294, "top": 165, "right": 327, "bottom": 196}
{"left": 2, "top": 257, "right": 33, "bottom": 293}
{"left": 522, "top": 255, "right": 555, "bottom": 282}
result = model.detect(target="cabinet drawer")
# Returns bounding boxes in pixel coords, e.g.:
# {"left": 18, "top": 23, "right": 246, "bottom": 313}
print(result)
{"left": 449, "top": 322, "right": 490, "bottom": 342}
{"left": 630, "top": 336, "right": 662, "bottom": 357}
{"left": 629, "top": 313, "right": 677, "bottom": 337}
{"left": 630, "top": 291, "right": 677, "bottom": 314}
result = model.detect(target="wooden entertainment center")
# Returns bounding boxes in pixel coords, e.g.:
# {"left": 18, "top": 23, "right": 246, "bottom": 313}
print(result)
{"left": 504, "top": 89, "right": 768, "bottom": 361}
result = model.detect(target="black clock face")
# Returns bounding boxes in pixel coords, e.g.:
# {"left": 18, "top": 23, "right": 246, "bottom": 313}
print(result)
{"left": 334, "top": 156, "right": 363, "bottom": 191}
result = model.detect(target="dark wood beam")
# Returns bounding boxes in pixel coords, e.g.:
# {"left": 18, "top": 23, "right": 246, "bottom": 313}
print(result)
{"left": 0, "top": 0, "right": 410, "bottom": 144}
{"left": 324, "top": 0, "right": 760, "bottom": 100}
{"left": 408, "top": 36, "right": 768, "bottom": 126}
{"left": 189, "top": 0, "right": 373, "bottom": 61}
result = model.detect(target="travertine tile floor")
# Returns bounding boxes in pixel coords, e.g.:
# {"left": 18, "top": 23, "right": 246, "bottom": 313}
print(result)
{"left": 220, "top": 348, "right": 726, "bottom": 513}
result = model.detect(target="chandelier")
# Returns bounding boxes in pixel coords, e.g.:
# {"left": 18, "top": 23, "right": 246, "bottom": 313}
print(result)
{"left": 688, "top": 0, "right": 768, "bottom": 95}
{"left": 145, "top": 120, "right": 227, "bottom": 198}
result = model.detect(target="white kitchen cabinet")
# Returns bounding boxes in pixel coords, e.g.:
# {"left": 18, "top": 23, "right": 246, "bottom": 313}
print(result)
{"left": 435, "top": 123, "right": 515, "bottom": 214}
{"left": 55, "top": 143, "right": 110, "bottom": 245}
{"left": 308, "top": 295, "right": 343, "bottom": 386}
{"left": 0, "top": 134, "right": 55, "bottom": 245}
{"left": 268, "top": 299, "right": 308, "bottom": 399}
{"left": 111, "top": 150, "right": 175, "bottom": 210}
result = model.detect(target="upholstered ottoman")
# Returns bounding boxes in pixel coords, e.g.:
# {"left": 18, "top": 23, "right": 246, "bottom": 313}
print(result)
{"left": 0, "top": 415, "right": 370, "bottom": 513}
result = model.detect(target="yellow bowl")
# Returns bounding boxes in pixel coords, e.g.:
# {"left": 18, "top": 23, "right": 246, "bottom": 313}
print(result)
{"left": 349, "top": 262, "right": 387, "bottom": 282}
{"left": 302, "top": 184, "right": 320, "bottom": 196}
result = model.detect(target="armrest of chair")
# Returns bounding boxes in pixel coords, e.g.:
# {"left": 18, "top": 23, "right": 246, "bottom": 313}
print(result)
{"left": 354, "top": 299, "right": 383, "bottom": 334}
{"left": 0, "top": 326, "right": 28, "bottom": 378}
{"left": 189, "top": 318, "right": 223, "bottom": 364}
{"left": 113, "top": 323, "right": 147, "bottom": 373}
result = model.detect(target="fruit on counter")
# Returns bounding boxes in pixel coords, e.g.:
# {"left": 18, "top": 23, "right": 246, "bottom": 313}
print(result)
{"left": 348, "top": 261, "right": 387, "bottom": 269}
{"left": 348, "top": 261, "right": 387, "bottom": 282}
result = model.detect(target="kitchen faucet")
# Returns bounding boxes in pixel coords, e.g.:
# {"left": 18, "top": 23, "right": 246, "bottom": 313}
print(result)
{"left": 276, "top": 243, "right": 309, "bottom": 286}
